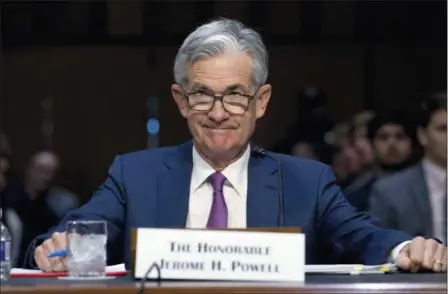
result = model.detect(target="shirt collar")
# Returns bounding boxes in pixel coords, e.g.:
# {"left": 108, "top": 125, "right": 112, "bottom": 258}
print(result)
{"left": 191, "top": 145, "right": 251, "bottom": 198}
{"left": 422, "top": 158, "right": 447, "bottom": 189}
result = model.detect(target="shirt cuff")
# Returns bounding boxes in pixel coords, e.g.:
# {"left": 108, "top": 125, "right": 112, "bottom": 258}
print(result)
{"left": 389, "top": 240, "right": 411, "bottom": 263}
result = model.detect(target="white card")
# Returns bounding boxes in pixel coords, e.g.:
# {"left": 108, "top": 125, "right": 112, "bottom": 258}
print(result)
{"left": 134, "top": 228, "right": 305, "bottom": 282}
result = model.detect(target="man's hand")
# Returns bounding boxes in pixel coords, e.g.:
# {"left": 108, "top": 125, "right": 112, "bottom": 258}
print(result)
{"left": 35, "top": 232, "right": 68, "bottom": 272}
{"left": 396, "top": 237, "right": 447, "bottom": 272}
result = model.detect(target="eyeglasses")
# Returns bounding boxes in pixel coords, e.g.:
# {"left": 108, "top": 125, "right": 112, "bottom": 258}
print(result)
{"left": 184, "top": 88, "right": 260, "bottom": 115}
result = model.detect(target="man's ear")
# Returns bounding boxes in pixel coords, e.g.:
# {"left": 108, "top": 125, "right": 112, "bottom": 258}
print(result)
{"left": 171, "top": 84, "right": 189, "bottom": 118}
{"left": 255, "top": 84, "right": 272, "bottom": 119}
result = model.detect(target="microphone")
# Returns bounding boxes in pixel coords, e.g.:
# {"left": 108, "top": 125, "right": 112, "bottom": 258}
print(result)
{"left": 138, "top": 262, "right": 161, "bottom": 294}
{"left": 252, "top": 146, "right": 284, "bottom": 227}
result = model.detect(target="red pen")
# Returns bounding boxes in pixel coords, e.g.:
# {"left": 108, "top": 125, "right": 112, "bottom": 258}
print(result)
{"left": 10, "top": 271, "right": 128, "bottom": 278}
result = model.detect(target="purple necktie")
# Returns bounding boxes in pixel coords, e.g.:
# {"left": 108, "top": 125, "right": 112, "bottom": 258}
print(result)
{"left": 206, "top": 172, "right": 228, "bottom": 228}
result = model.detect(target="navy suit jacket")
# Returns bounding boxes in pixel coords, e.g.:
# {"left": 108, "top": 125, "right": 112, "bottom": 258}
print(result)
{"left": 26, "top": 141, "right": 411, "bottom": 268}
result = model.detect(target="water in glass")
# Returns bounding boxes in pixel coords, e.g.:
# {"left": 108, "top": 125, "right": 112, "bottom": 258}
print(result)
{"left": 66, "top": 221, "right": 107, "bottom": 278}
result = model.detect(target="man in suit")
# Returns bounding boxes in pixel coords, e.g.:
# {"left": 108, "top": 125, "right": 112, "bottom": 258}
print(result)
{"left": 370, "top": 92, "right": 447, "bottom": 242}
{"left": 345, "top": 109, "right": 416, "bottom": 212}
{"left": 32, "top": 18, "right": 446, "bottom": 273}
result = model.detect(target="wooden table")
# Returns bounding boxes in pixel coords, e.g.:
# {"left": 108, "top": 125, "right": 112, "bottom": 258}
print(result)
{"left": 2, "top": 274, "right": 447, "bottom": 294}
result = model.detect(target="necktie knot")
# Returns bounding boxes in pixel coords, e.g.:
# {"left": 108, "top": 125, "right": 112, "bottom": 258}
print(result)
{"left": 209, "top": 172, "right": 226, "bottom": 192}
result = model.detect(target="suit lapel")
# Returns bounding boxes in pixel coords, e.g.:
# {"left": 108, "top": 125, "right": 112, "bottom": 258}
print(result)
{"left": 156, "top": 141, "right": 193, "bottom": 228}
{"left": 410, "top": 164, "right": 433, "bottom": 235}
{"left": 246, "top": 152, "right": 279, "bottom": 227}
{"left": 156, "top": 141, "right": 280, "bottom": 228}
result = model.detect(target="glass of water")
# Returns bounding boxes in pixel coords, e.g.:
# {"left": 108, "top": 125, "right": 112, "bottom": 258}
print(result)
{"left": 66, "top": 220, "right": 107, "bottom": 278}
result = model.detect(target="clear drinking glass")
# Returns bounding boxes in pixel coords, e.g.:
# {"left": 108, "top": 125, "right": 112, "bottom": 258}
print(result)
{"left": 66, "top": 220, "right": 107, "bottom": 278}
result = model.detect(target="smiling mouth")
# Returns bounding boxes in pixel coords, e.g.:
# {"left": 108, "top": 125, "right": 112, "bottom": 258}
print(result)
{"left": 208, "top": 128, "right": 230, "bottom": 131}
{"left": 206, "top": 128, "right": 237, "bottom": 134}
{"left": 203, "top": 125, "right": 234, "bottom": 129}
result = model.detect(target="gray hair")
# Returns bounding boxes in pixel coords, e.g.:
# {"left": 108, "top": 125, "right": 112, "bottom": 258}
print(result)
{"left": 173, "top": 18, "right": 269, "bottom": 89}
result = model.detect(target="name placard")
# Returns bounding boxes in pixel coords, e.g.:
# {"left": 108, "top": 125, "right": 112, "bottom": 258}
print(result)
{"left": 134, "top": 228, "right": 305, "bottom": 282}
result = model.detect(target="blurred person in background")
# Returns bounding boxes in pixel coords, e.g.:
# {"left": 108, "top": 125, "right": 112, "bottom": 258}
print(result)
{"left": 333, "top": 111, "right": 376, "bottom": 197}
{"left": 0, "top": 132, "right": 22, "bottom": 267}
{"left": 0, "top": 154, "right": 12, "bottom": 192}
{"left": 328, "top": 122, "right": 363, "bottom": 188}
{"left": 367, "top": 110, "right": 416, "bottom": 172}
{"left": 272, "top": 133, "right": 321, "bottom": 161}
{"left": 0, "top": 132, "right": 13, "bottom": 191}
{"left": 352, "top": 110, "right": 376, "bottom": 168}
{"left": 331, "top": 122, "right": 352, "bottom": 149}
{"left": 370, "top": 92, "right": 447, "bottom": 242}
{"left": 344, "top": 109, "right": 416, "bottom": 211}
{"left": 291, "top": 140, "right": 320, "bottom": 160}
{"left": 1, "top": 149, "right": 79, "bottom": 266}
{"left": 272, "top": 88, "right": 334, "bottom": 163}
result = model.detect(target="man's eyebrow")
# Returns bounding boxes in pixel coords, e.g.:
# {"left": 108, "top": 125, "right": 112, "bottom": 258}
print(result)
{"left": 225, "top": 84, "right": 248, "bottom": 92}
{"left": 189, "top": 83, "right": 249, "bottom": 93}
{"left": 189, "top": 83, "right": 209, "bottom": 92}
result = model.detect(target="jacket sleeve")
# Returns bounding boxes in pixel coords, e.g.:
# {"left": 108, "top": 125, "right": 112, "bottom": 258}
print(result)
{"left": 24, "top": 156, "right": 127, "bottom": 268}
{"left": 316, "top": 167, "right": 411, "bottom": 265}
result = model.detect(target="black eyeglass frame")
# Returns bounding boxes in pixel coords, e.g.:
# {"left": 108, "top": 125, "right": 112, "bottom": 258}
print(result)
{"left": 183, "top": 87, "right": 262, "bottom": 114}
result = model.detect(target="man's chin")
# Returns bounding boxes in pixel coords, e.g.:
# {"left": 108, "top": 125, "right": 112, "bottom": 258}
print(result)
{"left": 206, "top": 144, "right": 233, "bottom": 155}
{"left": 203, "top": 141, "right": 240, "bottom": 156}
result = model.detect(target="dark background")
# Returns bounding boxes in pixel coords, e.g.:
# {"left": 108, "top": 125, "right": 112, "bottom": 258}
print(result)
{"left": 1, "top": 1, "right": 446, "bottom": 201}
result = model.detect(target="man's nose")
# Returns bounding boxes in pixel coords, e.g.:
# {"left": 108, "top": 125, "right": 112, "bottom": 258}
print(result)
{"left": 387, "top": 136, "right": 399, "bottom": 143}
{"left": 208, "top": 101, "right": 229, "bottom": 122}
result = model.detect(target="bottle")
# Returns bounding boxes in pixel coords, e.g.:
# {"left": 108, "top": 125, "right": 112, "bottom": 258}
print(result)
{"left": 0, "top": 208, "right": 11, "bottom": 281}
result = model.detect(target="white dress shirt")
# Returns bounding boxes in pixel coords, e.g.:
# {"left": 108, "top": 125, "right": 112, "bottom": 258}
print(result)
{"left": 423, "top": 159, "right": 447, "bottom": 241}
{"left": 186, "top": 145, "right": 408, "bottom": 263}
{"left": 186, "top": 145, "right": 250, "bottom": 229}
